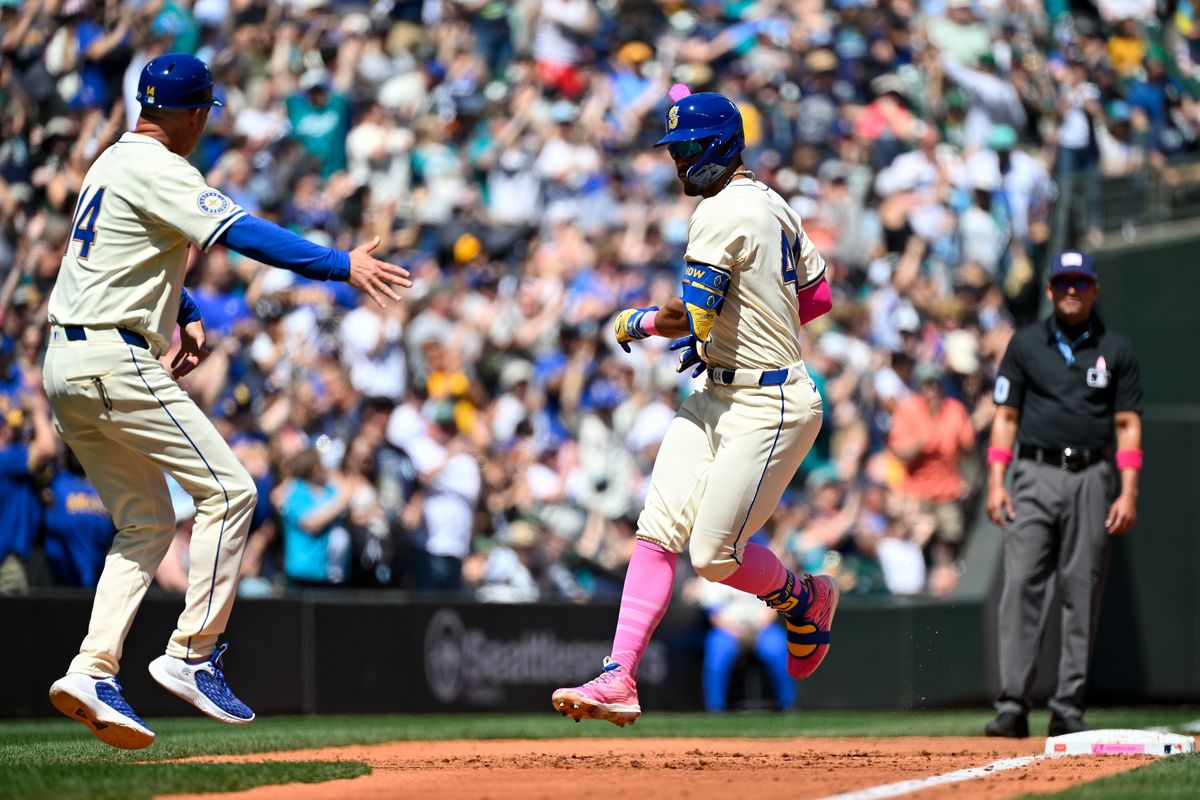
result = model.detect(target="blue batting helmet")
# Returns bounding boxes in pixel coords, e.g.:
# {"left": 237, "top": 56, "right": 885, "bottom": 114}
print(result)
{"left": 655, "top": 92, "right": 745, "bottom": 188}
{"left": 136, "top": 53, "right": 223, "bottom": 110}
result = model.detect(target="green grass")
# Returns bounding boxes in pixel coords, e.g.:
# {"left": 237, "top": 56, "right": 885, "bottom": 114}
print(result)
{"left": 1, "top": 709, "right": 1197, "bottom": 798}
{"left": 1, "top": 761, "right": 368, "bottom": 800}
{"left": 1020, "top": 753, "right": 1200, "bottom": 799}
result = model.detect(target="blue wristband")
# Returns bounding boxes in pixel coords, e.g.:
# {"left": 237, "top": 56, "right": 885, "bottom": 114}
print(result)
{"left": 179, "top": 287, "right": 202, "bottom": 326}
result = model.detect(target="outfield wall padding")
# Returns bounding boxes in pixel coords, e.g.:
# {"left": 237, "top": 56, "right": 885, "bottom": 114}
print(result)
{"left": 0, "top": 591, "right": 991, "bottom": 717}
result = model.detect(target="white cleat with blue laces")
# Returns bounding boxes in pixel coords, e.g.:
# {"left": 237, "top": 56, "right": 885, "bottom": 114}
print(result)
{"left": 49, "top": 673, "right": 156, "bottom": 750}
{"left": 149, "top": 643, "right": 255, "bottom": 725}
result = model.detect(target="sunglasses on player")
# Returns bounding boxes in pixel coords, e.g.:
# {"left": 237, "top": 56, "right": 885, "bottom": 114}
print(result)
{"left": 1050, "top": 276, "right": 1096, "bottom": 292}
{"left": 667, "top": 139, "right": 707, "bottom": 160}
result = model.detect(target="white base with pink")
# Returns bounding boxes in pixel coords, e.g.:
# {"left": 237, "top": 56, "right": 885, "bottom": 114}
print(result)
{"left": 1045, "top": 729, "right": 1195, "bottom": 756}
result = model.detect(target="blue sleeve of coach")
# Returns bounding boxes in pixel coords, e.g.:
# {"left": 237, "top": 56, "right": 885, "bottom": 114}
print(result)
{"left": 218, "top": 215, "right": 351, "bottom": 282}
{"left": 178, "top": 288, "right": 203, "bottom": 326}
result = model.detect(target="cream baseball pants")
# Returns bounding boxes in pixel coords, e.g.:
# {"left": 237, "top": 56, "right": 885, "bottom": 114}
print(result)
{"left": 44, "top": 326, "right": 256, "bottom": 676}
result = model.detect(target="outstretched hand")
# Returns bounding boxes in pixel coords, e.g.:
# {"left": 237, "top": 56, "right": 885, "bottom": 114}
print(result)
{"left": 348, "top": 236, "right": 414, "bottom": 309}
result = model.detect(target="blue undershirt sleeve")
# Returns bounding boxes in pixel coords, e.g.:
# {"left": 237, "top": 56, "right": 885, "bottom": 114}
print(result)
{"left": 178, "top": 288, "right": 202, "bottom": 326}
{"left": 218, "top": 215, "right": 351, "bottom": 282}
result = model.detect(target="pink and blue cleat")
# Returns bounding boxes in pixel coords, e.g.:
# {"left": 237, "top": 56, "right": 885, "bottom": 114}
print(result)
{"left": 551, "top": 658, "right": 641, "bottom": 727}
{"left": 760, "top": 572, "right": 840, "bottom": 680}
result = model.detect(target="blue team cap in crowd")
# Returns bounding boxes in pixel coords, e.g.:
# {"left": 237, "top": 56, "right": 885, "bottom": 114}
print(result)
{"left": 1049, "top": 251, "right": 1097, "bottom": 280}
{"left": 582, "top": 379, "right": 623, "bottom": 411}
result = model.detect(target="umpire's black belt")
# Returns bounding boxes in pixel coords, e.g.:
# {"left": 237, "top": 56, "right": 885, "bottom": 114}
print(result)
{"left": 1018, "top": 445, "right": 1109, "bottom": 472}
{"left": 63, "top": 325, "right": 149, "bottom": 350}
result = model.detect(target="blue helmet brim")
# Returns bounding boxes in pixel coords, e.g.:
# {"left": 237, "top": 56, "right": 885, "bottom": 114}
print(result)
{"left": 139, "top": 96, "right": 223, "bottom": 109}
{"left": 137, "top": 80, "right": 222, "bottom": 109}
{"left": 655, "top": 128, "right": 714, "bottom": 146}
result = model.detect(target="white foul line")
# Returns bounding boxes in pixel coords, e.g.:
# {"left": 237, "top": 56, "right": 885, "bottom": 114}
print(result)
{"left": 817, "top": 754, "right": 1047, "bottom": 800}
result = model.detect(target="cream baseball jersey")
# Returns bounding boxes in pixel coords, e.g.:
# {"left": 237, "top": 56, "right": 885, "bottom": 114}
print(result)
{"left": 683, "top": 177, "right": 826, "bottom": 371}
{"left": 48, "top": 132, "right": 245, "bottom": 354}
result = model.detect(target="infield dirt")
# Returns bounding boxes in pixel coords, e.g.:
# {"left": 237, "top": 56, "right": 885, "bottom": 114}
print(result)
{"left": 159, "top": 736, "right": 1153, "bottom": 800}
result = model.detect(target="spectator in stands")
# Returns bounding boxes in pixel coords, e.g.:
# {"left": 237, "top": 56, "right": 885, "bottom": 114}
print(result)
{"left": 471, "top": 519, "right": 543, "bottom": 603}
{"left": 277, "top": 448, "right": 352, "bottom": 588}
{"left": 406, "top": 406, "right": 480, "bottom": 593}
{"left": 0, "top": 361, "right": 56, "bottom": 595}
{"left": 888, "top": 362, "right": 976, "bottom": 570}
{"left": 694, "top": 570, "right": 796, "bottom": 713}
{"left": 43, "top": 449, "right": 113, "bottom": 588}
{"left": 7, "top": 0, "right": 1197, "bottom": 604}
{"left": 286, "top": 68, "right": 351, "bottom": 177}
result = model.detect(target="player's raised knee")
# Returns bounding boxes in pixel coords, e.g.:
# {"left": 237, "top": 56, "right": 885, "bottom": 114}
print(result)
{"left": 226, "top": 472, "right": 258, "bottom": 510}
{"left": 689, "top": 539, "right": 739, "bottom": 582}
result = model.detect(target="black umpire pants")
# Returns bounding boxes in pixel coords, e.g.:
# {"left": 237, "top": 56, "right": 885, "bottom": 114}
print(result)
{"left": 996, "top": 458, "right": 1117, "bottom": 720}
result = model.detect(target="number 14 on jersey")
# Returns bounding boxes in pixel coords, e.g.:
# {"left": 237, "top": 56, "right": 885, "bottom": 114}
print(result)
{"left": 69, "top": 185, "right": 107, "bottom": 260}
{"left": 780, "top": 228, "right": 807, "bottom": 301}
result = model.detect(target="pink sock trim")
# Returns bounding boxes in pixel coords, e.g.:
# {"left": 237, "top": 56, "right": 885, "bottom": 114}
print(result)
{"left": 610, "top": 539, "right": 677, "bottom": 677}
{"left": 720, "top": 542, "right": 789, "bottom": 596}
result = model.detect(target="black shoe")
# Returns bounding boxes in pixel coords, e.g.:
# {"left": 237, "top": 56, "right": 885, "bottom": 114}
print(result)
{"left": 985, "top": 711, "right": 1029, "bottom": 739}
{"left": 1048, "top": 713, "right": 1088, "bottom": 737}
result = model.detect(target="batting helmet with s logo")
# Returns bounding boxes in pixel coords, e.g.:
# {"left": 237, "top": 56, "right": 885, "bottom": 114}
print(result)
{"left": 656, "top": 92, "right": 745, "bottom": 188}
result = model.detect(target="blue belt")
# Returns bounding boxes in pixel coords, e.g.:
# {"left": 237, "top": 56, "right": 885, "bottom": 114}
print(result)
{"left": 708, "top": 367, "right": 790, "bottom": 386}
{"left": 63, "top": 325, "right": 149, "bottom": 350}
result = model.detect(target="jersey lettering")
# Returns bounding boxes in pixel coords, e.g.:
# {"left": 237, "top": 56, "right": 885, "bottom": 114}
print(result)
{"left": 781, "top": 229, "right": 798, "bottom": 286}
{"left": 70, "top": 186, "right": 107, "bottom": 260}
{"left": 780, "top": 227, "right": 807, "bottom": 313}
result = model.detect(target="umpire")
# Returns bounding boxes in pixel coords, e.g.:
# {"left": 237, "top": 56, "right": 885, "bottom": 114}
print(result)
{"left": 984, "top": 251, "right": 1142, "bottom": 739}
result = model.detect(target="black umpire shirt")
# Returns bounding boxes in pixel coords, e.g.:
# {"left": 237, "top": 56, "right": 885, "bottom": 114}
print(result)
{"left": 994, "top": 314, "right": 1143, "bottom": 450}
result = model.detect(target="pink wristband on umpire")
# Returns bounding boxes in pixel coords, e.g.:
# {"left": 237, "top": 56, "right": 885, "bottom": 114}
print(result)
{"left": 987, "top": 446, "right": 1013, "bottom": 466}
{"left": 643, "top": 310, "right": 660, "bottom": 337}
{"left": 1116, "top": 449, "right": 1143, "bottom": 471}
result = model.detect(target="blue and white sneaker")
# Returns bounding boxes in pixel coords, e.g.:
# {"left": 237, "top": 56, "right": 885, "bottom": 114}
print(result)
{"left": 49, "top": 673, "right": 155, "bottom": 750}
{"left": 149, "top": 643, "right": 255, "bottom": 725}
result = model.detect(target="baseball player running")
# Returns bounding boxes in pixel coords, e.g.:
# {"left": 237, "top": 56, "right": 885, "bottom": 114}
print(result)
{"left": 553, "top": 89, "right": 838, "bottom": 725}
{"left": 44, "top": 54, "right": 411, "bottom": 749}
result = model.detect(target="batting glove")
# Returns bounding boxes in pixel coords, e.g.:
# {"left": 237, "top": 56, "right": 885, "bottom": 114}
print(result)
{"left": 613, "top": 306, "right": 659, "bottom": 353}
{"left": 669, "top": 335, "right": 706, "bottom": 378}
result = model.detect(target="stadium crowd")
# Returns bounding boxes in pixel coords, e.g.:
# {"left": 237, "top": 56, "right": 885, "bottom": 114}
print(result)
{"left": 1, "top": 0, "right": 1196, "bottom": 603}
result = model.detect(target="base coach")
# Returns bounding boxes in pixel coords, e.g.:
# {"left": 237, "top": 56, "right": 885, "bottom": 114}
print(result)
{"left": 984, "top": 251, "right": 1143, "bottom": 738}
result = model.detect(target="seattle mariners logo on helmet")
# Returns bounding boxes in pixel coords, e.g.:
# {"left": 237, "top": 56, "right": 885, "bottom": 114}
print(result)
{"left": 137, "top": 53, "right": 223, "bottom": 110}
{"left": 655, "top": 92, "right": 745, "bottom": 188}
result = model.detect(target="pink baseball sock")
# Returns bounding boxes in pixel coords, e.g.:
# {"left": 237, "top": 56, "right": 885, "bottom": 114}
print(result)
{"left": 720, "top": 542, "right": 791, "bottom": 597}
{"left": 609, "top": 539, "right": 678, "bottom": 678}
